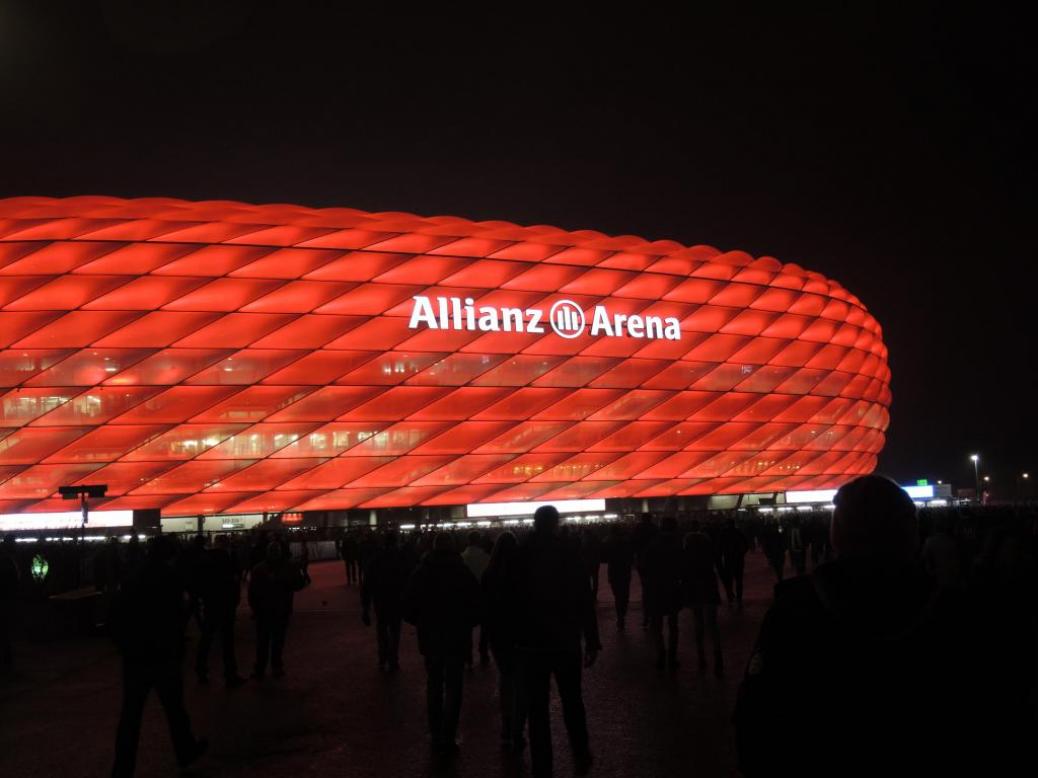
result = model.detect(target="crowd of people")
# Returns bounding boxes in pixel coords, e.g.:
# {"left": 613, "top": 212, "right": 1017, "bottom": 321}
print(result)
{"left": 0, "top": 489, "right": 1036, "bottom": 777}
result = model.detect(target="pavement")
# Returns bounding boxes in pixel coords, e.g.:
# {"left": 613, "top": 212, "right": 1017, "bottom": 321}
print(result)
{"left": 0, "top": 550, "right": 779, "bottom": 777}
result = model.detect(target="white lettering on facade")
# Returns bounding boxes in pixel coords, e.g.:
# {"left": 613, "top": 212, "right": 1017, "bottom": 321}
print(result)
{"left": 407, "top": 296, "right": 681, "bottom": 341}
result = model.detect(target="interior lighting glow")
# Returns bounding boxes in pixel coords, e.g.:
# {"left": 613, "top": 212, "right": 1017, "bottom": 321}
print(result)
{"left": 467, "top": 499, "right": 606, "bottom": 519}
{"left": 785, "top": 489, "right": 838, "bottom": 504}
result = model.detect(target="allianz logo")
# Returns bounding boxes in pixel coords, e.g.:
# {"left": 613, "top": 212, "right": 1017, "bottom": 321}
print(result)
{"left": 408, "top": 295, "right": 682, "bottom": 341}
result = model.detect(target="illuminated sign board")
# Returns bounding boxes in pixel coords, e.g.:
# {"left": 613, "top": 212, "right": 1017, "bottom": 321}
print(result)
{"left": 0, "top": 510, "right": 133, "bottom": 532}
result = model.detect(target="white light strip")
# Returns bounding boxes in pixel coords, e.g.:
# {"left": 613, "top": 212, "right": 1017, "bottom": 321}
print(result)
{"left": 0, "top": 510, "right": 133, "bottom": 532}
{"left": 787, "top": 484, "right": 934, "bottom": 504}
{"left": 903, "top": 485, "right": 935, "bottom": 499}
{"left": 467, "top": 499, "right": 606, "bottom": 519}
{"left": 785, "top": 489, "right": 838, "bottom": 504}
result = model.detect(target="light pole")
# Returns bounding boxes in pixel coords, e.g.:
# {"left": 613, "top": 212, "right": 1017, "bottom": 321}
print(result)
{"left": 970, "top": 454, "right": 980, "bottom": 503}
{"left": 58, "top": 484, "right": 108, "bottom": 588}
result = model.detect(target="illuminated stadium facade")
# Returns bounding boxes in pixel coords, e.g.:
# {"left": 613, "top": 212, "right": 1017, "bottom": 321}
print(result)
{"left": 0, "top": 196, "right": 890, "bottom": 521}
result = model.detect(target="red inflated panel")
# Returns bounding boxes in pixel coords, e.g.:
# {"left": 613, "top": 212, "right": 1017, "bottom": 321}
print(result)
{"left": 0, "top": 196, "right": 890, "bottom": 514}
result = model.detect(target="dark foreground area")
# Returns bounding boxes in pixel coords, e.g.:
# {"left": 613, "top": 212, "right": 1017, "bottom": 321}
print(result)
{"left": 0, "top": 555, "right": 771, "bottom": 777}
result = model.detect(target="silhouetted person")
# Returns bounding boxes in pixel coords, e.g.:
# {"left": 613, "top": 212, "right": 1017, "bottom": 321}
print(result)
{"left": 94, "top": 536, "right": 123, "bottom": 594}
{"left": 341, "top": 533, "right": 360, "bottom": 586}
{"left": 181, "top": 534, "right": 207, "bottom": 628}
{"left": 194, "top": 535, "right": 245, "bottom": 687}
{"left": 733, "top": 475, "right": 999, "bottom": 777}
{"left": 631, "top": 513, "right": 658, "bottom": 629}
{"left": 248, "top": 541, "right": 305, "bottom": 679}
{"left": 922, "top": 514, "right": 962, "bottom": 590}
{"left": 403, "top": 532, "right": 481, "bottom": 758}
{"left": 787, "top": 519, "right": 807, "bottom": 576}
{"left": 248, "top": 530, "right": 270, "bottom": 574}
{"left": 298, "top": 537, "right": 312, "bottom": 586}
{"left": 683, "top": 523, "right": 723, "bottom": 676}
{"left": 807, "top": 515, "right": 830, "bottom": 567}
{"left": 580, "top": 529, "right": 603, "bottom": 601}
{"left": 717, "top": 518, "right": 748, "bottom": 605}
{"left": 361, "top": 530, "right": 412, "bottom": 671}
{"left": 358, "top": 531, "right": 377, "bottom": 587}
{"left": 482, "top": 531, "right": 527, "bottom": 749}
{"left": 110, "top": 536, "right": 207, "bottom": 777}
{"left": 0, "top": 535, "right": 18, "bottom": 670}
{"left": 605, "top": 524, "right": 634, "bottom": 630}
{"left": 642, "top": 516, "right": 684, "bottom": 671}
{"left": 124, "top": 533, "right": 144, "bottom": 582}
{"left": 760, "top": 520, "right": 786, "bottom": 580}
{"left": 508, "top": 505, "right": 601, "bottom": 777}
{"left": 461, "top": 530, "right": 491, "bottom": 666}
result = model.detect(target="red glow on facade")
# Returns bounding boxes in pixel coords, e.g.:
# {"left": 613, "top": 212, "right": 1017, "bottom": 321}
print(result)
{"left": 0, "top": 197, "right": 890, "bottom": 516}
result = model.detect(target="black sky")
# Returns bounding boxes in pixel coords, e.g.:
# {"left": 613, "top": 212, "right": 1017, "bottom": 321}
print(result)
{"left": 0, "top": 2, "right": 1034, "bottom": 492}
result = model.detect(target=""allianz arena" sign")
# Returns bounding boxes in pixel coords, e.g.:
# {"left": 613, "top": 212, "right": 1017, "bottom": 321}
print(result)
{"left": 408, "top": 295, "right": 684, "bottom": 341}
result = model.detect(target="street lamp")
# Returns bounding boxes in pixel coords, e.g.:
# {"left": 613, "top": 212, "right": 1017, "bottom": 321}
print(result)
{"left": 970, "top": 454, "right": 980, "bottom": 502}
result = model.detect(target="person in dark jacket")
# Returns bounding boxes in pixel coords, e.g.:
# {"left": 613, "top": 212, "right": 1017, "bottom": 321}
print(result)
{"left": 760, "top": 520, "right": 786, "bottom": 581}
{"left": 180, "top": 533, "right": 207, "bottom": 628}
{"left": 683, "top": 522, "right": 723, "bottom": 676}
{"left": 641, "top": 516, "right": 684, "bottom": 671}
{"left": 0, "top": 534, "right": 19, "bottom": 670}
{"left": 717, "top": 518, "right": 749, "bottom": 605}
{"left": 579, "top": 529, "right": 603, "bottom": 601}
{"left": 341, "top": 532, "right": 360, "bottom": 586}
{"left": 248, "top": 541, "right": 305, "bottom": 679}
{"left": 357, "top": 530, "right": 377, "bottom": 587}
{"left": 481, "top": 531, "right": 527, "bottom": 749}
{"left": 361, "top": 530, "right": 413, "bottom": 671}
{"left": 110, "top": 536, "right": 207, "bottom": 778}
{"left": 604, "top": 523, "right": 635, "bottom": 631}
{"left": 631, "top": 513, "right": 658, "bottom": 629}
{"left": 194, "top": 534, "right": 245, "bottom": 687}
{"left": 507, "top": 505, "right": 601, "bottom": 777}
{"left": 403, "top": 533, "right": 481, "bottom": 758}
{"left": 733, "top": 475, "right": 1003, "bottom": 777}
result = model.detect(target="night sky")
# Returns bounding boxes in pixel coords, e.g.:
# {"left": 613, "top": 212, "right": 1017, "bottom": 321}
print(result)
{"left": 1, "top": 3, "right": 1033, "bottom": 492}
